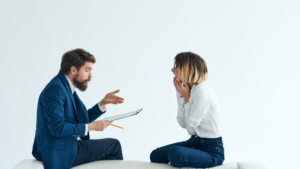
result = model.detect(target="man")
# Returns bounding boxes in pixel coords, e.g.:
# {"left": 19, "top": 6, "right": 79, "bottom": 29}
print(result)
{"left": 32, "top": 48, "right": 124, "bottom": 169}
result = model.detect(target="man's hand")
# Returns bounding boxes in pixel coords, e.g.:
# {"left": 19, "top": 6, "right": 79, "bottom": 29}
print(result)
{"left": 173, "top": 77, "right": 190, "bottom": 103}
{"left": 99, "top": 89, "right": 124, "bottom": 109}
{"left": 88, "top": 120, "right": 112, "bottom": 131}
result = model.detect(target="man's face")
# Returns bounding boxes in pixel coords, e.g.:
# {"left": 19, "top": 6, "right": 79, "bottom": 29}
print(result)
{"left": 73, "top": 62, "right": 93, "bottom": 91}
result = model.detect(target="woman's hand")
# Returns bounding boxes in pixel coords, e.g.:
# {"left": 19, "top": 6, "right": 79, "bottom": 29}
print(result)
{"left": 173, "top": 77, "right": 190, "bottom": 103}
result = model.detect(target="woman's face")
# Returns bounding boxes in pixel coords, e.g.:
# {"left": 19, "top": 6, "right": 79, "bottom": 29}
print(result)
{"left": 171, "top": 63, "right": 179, "bottom": 79}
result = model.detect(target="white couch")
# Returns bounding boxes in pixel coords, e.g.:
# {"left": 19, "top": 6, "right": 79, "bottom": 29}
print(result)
{"left": 14, "top": 159, "right": 268, "bottom": 169}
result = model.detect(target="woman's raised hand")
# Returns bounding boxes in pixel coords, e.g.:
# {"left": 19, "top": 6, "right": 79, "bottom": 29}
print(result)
{"left": 173, "top": 77, "right": 190, "bottom": 102}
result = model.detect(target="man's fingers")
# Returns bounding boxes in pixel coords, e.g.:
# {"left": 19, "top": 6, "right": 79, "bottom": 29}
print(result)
{"left": 103, "top": 120, "right": 111, "bottom": 126}
{"left": 114, "top": 98, "right": 124, "bottom": 102}
{"left": 116, "top": 96, "right": 124, "bottom": 100}
{"left": 110, "top": 89, "right": 120, "bottom": 94}
{"left": 116, "top": 98, "right": 124, "bottom": 101}
{"left": 114, "top": 100, "right": 124, "bottom": 104}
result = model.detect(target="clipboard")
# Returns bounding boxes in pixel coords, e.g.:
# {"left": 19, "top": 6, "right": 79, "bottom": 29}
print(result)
{"left": 103, "top": 109, "right": 143, "bottom": 122}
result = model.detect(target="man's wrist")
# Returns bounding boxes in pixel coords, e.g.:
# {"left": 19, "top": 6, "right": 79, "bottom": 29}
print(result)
{"left": 99, "top": 100, "right": 106, "bottom": 110}
{"left": 88, "top": 123, "right": 94, "bottom": 131}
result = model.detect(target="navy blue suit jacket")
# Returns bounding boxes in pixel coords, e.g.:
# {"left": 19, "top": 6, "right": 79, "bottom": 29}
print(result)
{"left": 32, "top": 73, "right": 105, "bottom": 169}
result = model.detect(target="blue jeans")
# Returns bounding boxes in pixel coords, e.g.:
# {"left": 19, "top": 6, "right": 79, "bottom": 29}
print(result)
{"left": 150, "top": 136, "right": 224, "bottom": 168}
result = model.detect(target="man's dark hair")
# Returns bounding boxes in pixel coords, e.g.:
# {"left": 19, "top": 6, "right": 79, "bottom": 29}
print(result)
{"left": 59, "top": 48, "right": 96, "bottom": 74}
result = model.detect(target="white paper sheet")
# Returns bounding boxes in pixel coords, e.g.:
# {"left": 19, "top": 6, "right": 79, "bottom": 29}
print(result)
{"left": 102, "top": 109, "right": 143, "bottom": 122}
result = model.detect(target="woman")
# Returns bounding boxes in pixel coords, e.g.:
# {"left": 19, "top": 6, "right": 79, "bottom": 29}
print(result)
{"left": 150, "top": 52, "right": 224, "bottom": 168}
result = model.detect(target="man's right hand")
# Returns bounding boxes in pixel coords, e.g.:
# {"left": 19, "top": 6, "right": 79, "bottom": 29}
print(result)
{"left": 88, "top": 120, "right": 112, "bottom": 131}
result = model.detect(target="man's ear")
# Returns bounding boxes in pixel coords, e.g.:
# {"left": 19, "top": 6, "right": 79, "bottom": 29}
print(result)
{"left": 70, "top": 66, "right": 77, "bottom": 75}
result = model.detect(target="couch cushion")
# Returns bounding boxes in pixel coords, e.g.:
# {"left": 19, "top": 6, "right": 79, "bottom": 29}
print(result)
{"left": 13, "top": 159, "right": 266, "bottom": 169}
{"left": 238, "top": 161, "right": 268, "bottom": 169}
{"left": 14, "top": 159, "right": 43, "bottom": 169}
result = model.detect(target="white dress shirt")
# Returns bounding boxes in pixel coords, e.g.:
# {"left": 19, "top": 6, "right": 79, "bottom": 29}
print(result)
{"left": 64, "top": 75, "right": 106, "bottom": 136}
{"left": 177, "top": 82, "right": 222, "bottom": 138}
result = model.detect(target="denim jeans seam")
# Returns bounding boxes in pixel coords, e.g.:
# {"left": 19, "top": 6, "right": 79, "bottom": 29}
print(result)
{"left": 171, "top": 158, "right": 214, "bottom": 168}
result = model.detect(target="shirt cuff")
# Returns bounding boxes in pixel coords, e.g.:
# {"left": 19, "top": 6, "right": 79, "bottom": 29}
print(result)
{"left": 98, "top": 102, "right": 106, "bottom": 112}
{"left": 85, "top": 124, "right": 88, "bottom": 136}
{"left": 179, "top": 97, "right": 186, "bottom": 105}
{"left": 184, "top": 101, "right": 191, "bottom": 111}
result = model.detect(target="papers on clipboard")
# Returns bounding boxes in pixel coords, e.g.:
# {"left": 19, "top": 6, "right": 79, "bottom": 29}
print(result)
{"left": 103, "top": 109, "right": 143, "bottom": 122}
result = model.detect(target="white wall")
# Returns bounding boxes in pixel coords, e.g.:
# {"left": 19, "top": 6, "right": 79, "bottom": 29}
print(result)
{"left": 1, "top": 0, "right": 299, "bottom": 168}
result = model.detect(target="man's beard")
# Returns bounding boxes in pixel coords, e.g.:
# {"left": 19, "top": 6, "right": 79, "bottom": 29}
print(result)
{"left": 73, "top": 75, "right": 91, "bottom": 92}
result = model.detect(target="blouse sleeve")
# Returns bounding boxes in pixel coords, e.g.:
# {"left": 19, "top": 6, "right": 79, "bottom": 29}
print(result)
{"left": 183, "top": 89, "right": 211, "bottom": 131}
{"left": 176, "top": 92, "right": 186, "bottom": 128}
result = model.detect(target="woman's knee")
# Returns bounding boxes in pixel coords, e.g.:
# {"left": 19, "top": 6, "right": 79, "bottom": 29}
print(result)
{"left": 150, "top": 149, "right": 159, "bottom": 162}
{"left": 167, "top": 146, "right": 185, "bottom": 167}
{"left": 168, "top": 146, "right": 182, "bottom": 157}
{"left": 150, "top": 147, "right": 169, "bottom": 163}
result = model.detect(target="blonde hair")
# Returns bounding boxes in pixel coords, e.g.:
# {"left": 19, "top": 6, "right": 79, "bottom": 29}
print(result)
{"left": 175, "top": 52, "right": 208, "bottom": 85}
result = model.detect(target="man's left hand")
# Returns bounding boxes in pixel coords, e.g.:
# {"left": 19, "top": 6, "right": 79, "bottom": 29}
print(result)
{"left": 100, "top": 89, "right": 124, "bottom": 109}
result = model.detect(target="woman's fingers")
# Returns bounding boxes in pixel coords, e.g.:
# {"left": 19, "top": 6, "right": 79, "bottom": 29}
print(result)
{"left": 174, "top": 80, "right": 179, "bottom": 89}
{"left": 176, "top": 79, "right": 182, "bottom": 86}
{"left": 177, "top": 81, "right": 183, "bottom": 88}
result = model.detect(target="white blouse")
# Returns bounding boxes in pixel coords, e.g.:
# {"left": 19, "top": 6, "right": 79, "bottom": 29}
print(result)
{"left": 177, "top": 82, "right": 222, "bottom": 138}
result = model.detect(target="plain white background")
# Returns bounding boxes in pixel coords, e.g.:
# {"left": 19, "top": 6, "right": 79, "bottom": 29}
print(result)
{"left": 1, "top": 0, "right": 299, "bottom": 168}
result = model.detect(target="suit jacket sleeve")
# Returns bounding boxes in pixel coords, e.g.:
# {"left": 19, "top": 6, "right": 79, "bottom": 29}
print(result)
{"left": 42, "top": 84, "right": 85, "bottom": 137}
{"left": 87, "top": 103, "right": 106, "bottom": 123}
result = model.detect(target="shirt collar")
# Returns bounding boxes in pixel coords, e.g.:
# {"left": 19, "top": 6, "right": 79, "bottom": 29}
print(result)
{"left": 64, "top": 75, "right": 76, "bottom": 94}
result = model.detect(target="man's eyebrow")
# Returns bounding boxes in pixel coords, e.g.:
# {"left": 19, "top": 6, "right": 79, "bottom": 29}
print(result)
{"left": 86, "top": 67, "right": 93, "bottom": 69}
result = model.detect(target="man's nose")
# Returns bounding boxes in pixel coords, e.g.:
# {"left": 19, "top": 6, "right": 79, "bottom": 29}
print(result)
{"left": 171, "top": 68, "right": 174, "bottom": 72}
{"left": 89, "top": 73, "right": 92, "bottom": 79}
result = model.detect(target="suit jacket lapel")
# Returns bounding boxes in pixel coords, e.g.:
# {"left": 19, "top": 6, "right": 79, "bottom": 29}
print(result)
{"left": 73, "top": 91, "right": 89, "bottom": 123}
{"left": 57, "top": 73, "right": 79, "bottom": 120}
{"left": 73, "top": 91, "right": 90, "bottom": 140}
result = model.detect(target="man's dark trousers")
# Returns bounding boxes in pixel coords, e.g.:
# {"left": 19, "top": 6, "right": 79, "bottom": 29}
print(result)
{"left": 72, "top": 138, "right": 123, "bottom": 167}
